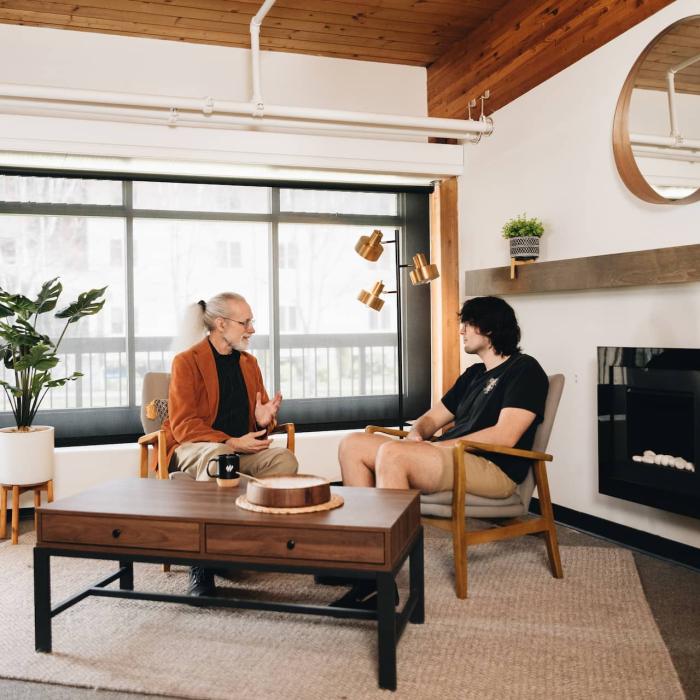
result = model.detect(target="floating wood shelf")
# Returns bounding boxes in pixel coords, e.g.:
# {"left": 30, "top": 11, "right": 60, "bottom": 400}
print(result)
{"left": 464, "top": 244, "right": 700, "bottom": 296}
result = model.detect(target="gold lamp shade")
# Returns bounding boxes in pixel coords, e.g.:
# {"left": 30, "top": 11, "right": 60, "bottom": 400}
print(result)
{"left": 408, "top": 253, "right": 440, "bottom": 286}
{"left": 357, "top": 281, "right": 385, "bottom": 311}
{"left": 354, "top": 229, "right": 384, "bottom": 261}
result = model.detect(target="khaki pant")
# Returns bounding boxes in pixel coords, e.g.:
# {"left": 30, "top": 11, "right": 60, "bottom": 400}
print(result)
{"left": 435, "top": 447, "right": 517, "bottom": 498}
{"left": 172, "top": 442, "right": 298, "bottom": 481}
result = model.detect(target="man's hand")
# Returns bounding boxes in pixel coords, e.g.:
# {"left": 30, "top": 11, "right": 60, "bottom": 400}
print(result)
{"left": 405, "top": 428, "right": 424, "bottom": 442}
{"left": 254, "top": 391, "right": 282, "bottom": 428}
{"left": 226, "top": 430, "right": 272, "bottom": 453}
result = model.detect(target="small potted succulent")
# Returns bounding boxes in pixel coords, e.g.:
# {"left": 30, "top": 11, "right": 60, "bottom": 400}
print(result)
{"left": 0, "top": 278, "right": 106, "bottom": 485}
{"left": 502, "top": 213, "right": 544, "bottom": 260}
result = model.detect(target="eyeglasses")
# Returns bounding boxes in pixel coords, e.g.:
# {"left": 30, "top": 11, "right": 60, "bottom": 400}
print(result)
{"left": 220, "top": 316, "right": 255, "bottom": 329}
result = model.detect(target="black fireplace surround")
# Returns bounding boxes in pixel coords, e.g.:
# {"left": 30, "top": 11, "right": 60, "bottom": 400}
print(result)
{"left": 598, "top": 347, "right": 700, "bottom": 520}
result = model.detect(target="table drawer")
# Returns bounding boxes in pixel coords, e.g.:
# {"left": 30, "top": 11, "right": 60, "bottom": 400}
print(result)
{"left": 41, "top": 513, "right": 200, "bottom": 552}
{"left": 206, "top": 524, "right": 385, "bottom": 564}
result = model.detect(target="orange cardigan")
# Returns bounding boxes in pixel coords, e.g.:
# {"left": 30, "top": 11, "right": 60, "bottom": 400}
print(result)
{"left": 162, "top": 338, "right": 271, "bottom": 463}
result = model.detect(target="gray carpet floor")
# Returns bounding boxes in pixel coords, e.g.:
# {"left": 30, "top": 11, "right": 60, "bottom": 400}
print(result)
{"left": 1, "top": 517, "right": 698, "bottom": 700}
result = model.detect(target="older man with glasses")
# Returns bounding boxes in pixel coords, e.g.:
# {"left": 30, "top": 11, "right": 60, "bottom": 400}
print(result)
{"left": 162, "top": 291, "right": 298, "bottom": 596}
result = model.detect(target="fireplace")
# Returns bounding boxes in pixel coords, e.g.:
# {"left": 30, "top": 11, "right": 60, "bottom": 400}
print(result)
{"left": 597, "top": 347, "right": 700, "bottom": 519}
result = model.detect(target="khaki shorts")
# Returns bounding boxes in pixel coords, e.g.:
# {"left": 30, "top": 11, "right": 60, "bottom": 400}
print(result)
{"left": 435, "top": 446, "right": 517, "bottom": 498}
{"left": 172, "top": 442, "right": 298, "bottom": 481}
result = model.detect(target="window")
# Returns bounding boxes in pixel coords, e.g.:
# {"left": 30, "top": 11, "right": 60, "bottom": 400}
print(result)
{"left": 0, "top": 237, "right": 15, "bottom": 265}
{"left": 369, "top": 308, "right": 391, "bottom": 331}
{"left": 109, "top": 239, "right": 123, "bottom": 267}
{"left": 0, "top": 174, "right": 430, "bottom": 440}
{"left": 216, "top": 240, "right": 242, "bottom": 268}
{"left": 133, "top": 219, "right": 271, "bottom": 386}
{"left": 279, "top": 305, "right": 298, "bottom": 333}
{"left": 278, "top": 241, "right": 298, "bottom": 269}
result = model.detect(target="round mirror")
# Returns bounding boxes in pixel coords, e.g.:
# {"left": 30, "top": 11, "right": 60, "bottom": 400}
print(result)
{"left": 613, "top": 16, "right": 700, "bottom": 204}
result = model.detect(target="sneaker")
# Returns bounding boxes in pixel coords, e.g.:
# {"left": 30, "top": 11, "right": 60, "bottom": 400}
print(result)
{"left": 187, "top": 566, "right": 216, "bottom": 597}
{"left": 329, "top": 579, "right": 399, "bottom": 609}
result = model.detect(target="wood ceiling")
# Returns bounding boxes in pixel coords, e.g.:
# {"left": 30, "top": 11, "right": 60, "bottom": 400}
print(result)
{"left": 0, "top": 1, "right": 678, "bottom": 114}
{"left": 0, "top": 0, "right": 510, "bottom": 66}
{"left": 636, "top": 18, "right": 700, "bottom": 96}
{"left": 427, "top": 0, "right": 676, "bottom": 117}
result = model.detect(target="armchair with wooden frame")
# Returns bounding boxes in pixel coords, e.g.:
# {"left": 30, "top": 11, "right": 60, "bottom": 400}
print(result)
{"left": 366, "top": 373, "right": 564, "bottom": 599}
{"left": 138, "top": 371, "right": 296, "bottom": 481}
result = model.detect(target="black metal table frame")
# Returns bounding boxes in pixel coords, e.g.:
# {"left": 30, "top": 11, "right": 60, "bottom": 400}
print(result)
{"left": 34, "top": 527, "right": 424, "bottom": 691}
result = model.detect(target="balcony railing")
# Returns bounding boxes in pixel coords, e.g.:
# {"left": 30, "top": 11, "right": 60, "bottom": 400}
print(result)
{"left": 0, "top": 333, "right": 398, "bottom": 412}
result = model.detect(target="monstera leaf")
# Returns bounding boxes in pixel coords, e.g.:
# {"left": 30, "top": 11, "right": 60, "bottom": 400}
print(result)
{"left": 12, "top": 344, "right": 59, "bottom": 373}
{"left": 0, "top": 322, "right": 46, "bottom": 363}
{"left": 45, "top": 372, "right": 83, "bottom": 388}
{"left": 56, "top": 287, "right": 107, "bottom": 323}
{"left": 33, "top": 278, "right": 62, "bottom": 315}
{"left": 5, "top": 294, "right": 37, "bottom": 320}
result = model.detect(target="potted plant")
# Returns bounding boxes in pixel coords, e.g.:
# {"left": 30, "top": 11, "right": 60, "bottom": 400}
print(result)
{"left": 0, "top": 278, "right": 106, "bottom": 485}
{"left": 502, "top": 213, "right": 544, "bottom": 260}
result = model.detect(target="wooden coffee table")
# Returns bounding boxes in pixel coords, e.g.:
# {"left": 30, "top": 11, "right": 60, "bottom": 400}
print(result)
{"left": 34, "top": 478, "right": 424, "bottom": 690}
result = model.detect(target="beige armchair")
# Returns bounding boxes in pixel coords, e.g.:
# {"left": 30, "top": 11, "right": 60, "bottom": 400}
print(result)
{"left": 138, "top": 371, "right": 296, "bottom": 480}
{"left": 367, "top": 373, "right": 565, "bottom": 599}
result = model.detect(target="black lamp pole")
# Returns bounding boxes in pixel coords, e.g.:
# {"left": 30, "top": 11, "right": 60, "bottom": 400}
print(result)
{"left": 384, "top": 229, "right": 406, "bottom": 430}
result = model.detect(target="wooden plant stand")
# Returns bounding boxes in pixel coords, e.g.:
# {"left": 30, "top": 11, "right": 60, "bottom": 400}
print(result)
{"left": 510, "top": 257, "right": 536, "bottom": 279}
{"left": 1, "top": 480, "right": 53, "bottom": 544}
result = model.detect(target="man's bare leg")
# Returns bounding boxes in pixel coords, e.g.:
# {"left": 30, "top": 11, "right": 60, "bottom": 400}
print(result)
{"left": 338, "top": 432, "right": 392, "bottom": 486}
{"left": 375, "top": 440, "right": 445, "bottom": 492}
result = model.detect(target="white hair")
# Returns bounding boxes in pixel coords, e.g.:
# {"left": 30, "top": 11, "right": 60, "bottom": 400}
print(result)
{"left": 200, "top": 292, "right": 246, "bottom": 332}
{"left": 169, "top": 292, "right": 246, "bottom": 354}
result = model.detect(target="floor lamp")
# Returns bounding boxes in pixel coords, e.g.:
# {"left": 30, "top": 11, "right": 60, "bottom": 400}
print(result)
{"left": 356, "top": 229, "right": 439, "bottom": 429}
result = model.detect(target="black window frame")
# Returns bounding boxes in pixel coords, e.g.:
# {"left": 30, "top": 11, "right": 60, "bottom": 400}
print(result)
{"left": 0, "top": 168, "right": 432, "bottom": 445}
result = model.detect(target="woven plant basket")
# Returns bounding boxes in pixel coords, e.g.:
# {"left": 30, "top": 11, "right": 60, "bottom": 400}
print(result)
{"left": 509, "top": 236, "right": 540, "bottom": 260}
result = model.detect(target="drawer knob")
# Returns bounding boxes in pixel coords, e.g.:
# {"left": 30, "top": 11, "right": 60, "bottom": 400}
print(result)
{"left": 112, "top": 528, "right": 121, "bottom": 539}
{"left": 286, "top": 539, "right": 295, "bottom": 550}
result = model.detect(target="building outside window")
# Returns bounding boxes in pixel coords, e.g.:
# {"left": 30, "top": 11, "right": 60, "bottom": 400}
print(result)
{"left": 0, "top": 237, "right": 16, "bottom": 265}
{"left": 215, "top": 240, "right": 242, "bottom": 268}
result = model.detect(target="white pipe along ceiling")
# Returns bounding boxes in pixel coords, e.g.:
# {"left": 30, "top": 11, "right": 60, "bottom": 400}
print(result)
{"left": 631, "top": 52, "right": 700, "bottom": 154}
{"left": 0, "top": 0, "right": 494, "bottom": 143}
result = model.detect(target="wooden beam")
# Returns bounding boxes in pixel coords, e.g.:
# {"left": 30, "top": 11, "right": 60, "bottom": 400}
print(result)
{"left": 430, "top": 177, "right": 461, "bottom": 402}
{"left": 463, "top": 244, "right": 700, "bottom": 296}
{"left": 428, "top": 0, "right": 675, "bottom": 118}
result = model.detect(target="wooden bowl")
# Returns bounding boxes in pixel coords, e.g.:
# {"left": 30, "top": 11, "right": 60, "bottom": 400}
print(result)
{"left": 245, "top": 474, "right": 331, "bottom": 508}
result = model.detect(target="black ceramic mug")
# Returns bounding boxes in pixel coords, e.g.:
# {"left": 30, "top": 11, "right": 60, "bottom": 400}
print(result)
{"left": 206, "top": 453, "right": 240, "bottom": 488}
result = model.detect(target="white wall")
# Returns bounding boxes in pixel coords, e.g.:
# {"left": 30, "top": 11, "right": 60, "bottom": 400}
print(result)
{"left": 0, "top": 25, "right": 426, "bottom": 114}
{"left": 460, "top": 0, "right": 700, "bottom": 547}
{"left": 0, "top": 25, "right": 462, "bottom": 178}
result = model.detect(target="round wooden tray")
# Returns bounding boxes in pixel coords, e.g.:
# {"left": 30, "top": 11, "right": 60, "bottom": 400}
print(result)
{"left": 246, "top": 474, "right": 331, "bottom": 508}
{"left": 236, "top": 493, "right": 343, "bottom": 515}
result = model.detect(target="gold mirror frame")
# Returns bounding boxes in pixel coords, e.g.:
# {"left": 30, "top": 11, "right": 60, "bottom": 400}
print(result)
{"left": 612, "top": 16, "right": 700, "bottom": 205}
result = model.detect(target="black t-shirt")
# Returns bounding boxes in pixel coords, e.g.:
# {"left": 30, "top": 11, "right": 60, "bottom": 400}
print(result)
{"left": 436, "top": 353, "right": 548, "bottom": 483}
{"left": 209, "top": 341, "right": 249, "bottom": 439}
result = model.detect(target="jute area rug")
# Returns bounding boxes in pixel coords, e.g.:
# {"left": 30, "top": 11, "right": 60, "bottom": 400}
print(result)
{"left": 0, "top": 532, "right": 684, "bottom": 700}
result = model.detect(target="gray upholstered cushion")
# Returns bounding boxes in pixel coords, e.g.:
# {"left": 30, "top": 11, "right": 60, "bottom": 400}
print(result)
{"left": 421, "top": 490, "right": 523, "bottom": 507}
{"left": 421, "top": 501, "right": 528, "bottom": 518}
{"left": 421, "top": 485, "right": 525, "bottom": 519}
